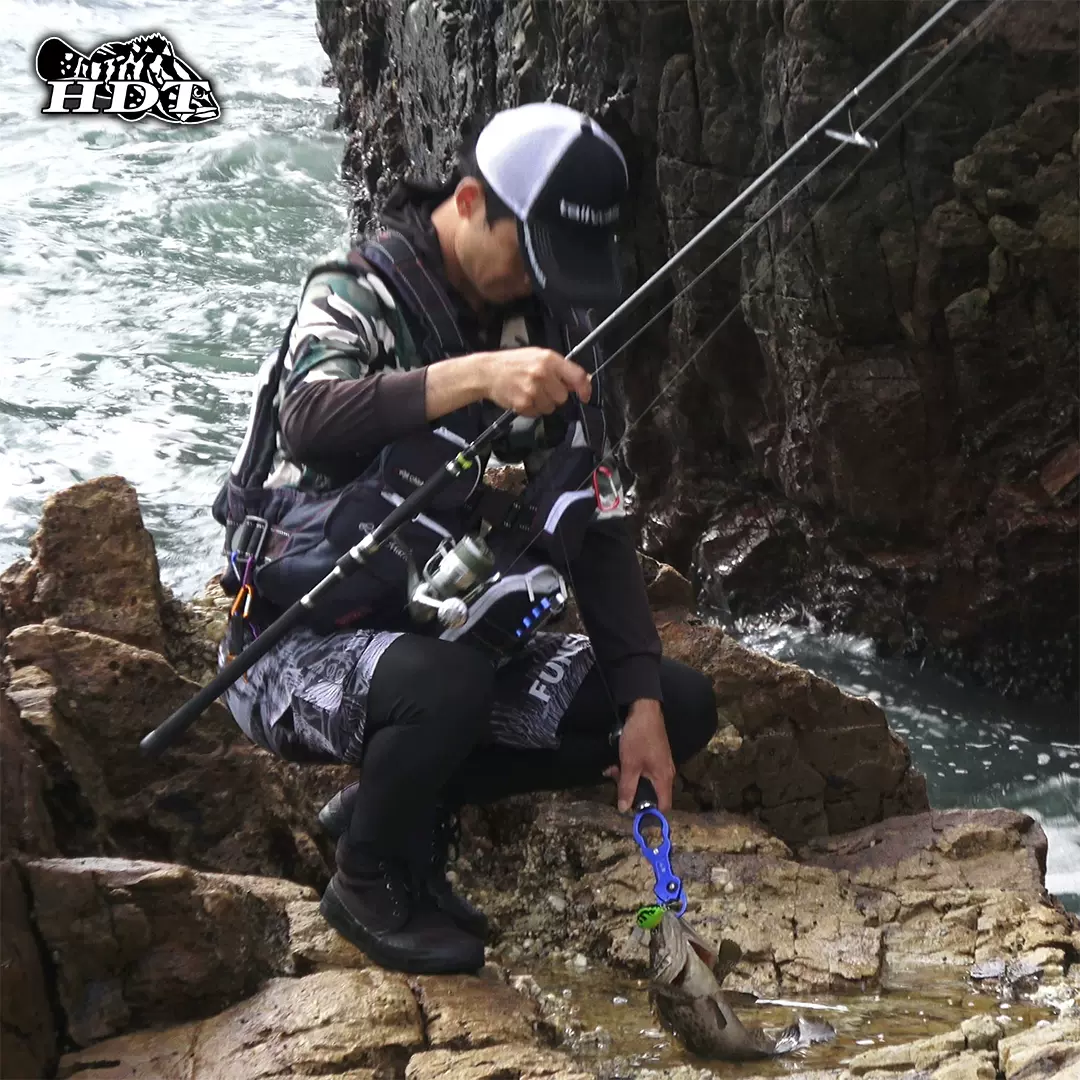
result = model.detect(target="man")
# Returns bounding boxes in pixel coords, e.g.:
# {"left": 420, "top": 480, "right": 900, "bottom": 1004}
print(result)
{"left": 214, "top": 102, "right": 717, "bottom": 975}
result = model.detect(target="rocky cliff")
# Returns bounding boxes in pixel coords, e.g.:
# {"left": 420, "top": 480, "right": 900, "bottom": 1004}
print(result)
{"left": 315, "top": 0, "right": 1078, "bottom": 703}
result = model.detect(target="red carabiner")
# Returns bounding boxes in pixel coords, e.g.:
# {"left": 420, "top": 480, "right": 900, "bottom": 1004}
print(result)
{"left": 593, "top": 465, "right": 621, "bottom": 512}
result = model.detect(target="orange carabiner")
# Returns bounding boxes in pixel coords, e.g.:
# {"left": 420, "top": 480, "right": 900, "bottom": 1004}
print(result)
{"left": 229, "top": 583, "right": 253, "bottom": 618}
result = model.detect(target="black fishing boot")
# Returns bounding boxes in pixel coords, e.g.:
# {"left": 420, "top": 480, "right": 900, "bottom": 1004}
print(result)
{"left": 317, "top": 781, "right": 359, "bottom": 837}
{"left": 317, "top": 783, "right": 489, "bottom": 941}
{"left": 413, "top": 807, "right": 490, "bottom": 942}
{"left": 319, "top": 836, "right": 484, "bottom": 975}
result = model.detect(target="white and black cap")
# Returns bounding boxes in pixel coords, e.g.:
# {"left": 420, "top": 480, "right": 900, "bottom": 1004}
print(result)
{"left": 475, "top": 101, "right": 629, "bottom": 309}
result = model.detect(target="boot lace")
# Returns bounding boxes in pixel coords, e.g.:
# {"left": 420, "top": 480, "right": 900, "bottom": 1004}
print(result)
{"left": 433, "top": 805, "right": 462, "bottom": 867}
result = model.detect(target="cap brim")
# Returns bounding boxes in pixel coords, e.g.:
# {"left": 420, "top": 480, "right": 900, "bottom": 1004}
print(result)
{"left": 519, "top": 218, "right": 623, "bottom": 311}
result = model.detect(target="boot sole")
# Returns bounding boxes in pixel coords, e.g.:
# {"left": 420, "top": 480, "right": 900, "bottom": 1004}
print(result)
{"left": 320, "top": 879, "right": 485, "bottom": 975}
{"left": 318, "top": 799, "right": 489, "bottom": 941}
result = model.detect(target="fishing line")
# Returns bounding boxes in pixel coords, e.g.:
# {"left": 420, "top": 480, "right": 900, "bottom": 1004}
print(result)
{"left": 588, "top": 0, "right": 1010, "bottom": 394}
{"left": 550, "top": 0, "right": 972, "bottom": 378}
{"left": 608, "top": 0, "right": 1009, "bottom": 452}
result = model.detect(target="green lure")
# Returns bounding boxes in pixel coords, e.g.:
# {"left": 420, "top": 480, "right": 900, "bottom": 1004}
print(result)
{"left": 635, "top": 904, "right": 665, "bottom": 930}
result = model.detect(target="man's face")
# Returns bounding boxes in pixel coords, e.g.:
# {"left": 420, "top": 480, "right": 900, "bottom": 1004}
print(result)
{"left": 454, "top": 179, "right": 534, "bottom": 306}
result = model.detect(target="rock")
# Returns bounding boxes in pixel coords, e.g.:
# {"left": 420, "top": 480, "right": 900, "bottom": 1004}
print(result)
{"left": 987, "top": 215, "right": 1042, "bottom": 255}
{"left": 0, "top": 687, "right": 56, "bottom": 858}
{"left": 692, "top": 497, "right": 812, "bottom": 615}
{"left": 849, "top": 1027, "right": 966, "bottom": 1074}
{"left": 665, "top": 621, "right": 928, "bottom": 843}
{"left": 639, "top": 553, "right": 695, "bottom": 613}
{"left": 932, "top": 1051, "right": 998, "bottom": 1080}
{"left": 4, "top": 624, "right": 351, "bottom": 885}
{"left": 1018, "top": 946, "right": 1067, "bottom": 980}
{"left": 944, "top": 287, "right": 991, "bottom": 343}
{"left": 412, "top": 971, "right": 539, "bottom": 1049}
{"left": 0, "top": 861, "right": 56, "bottom": 1080}
{"left": 286, "top": 899, "right": 371, "bottom": 971}
{"left": 56, "top": 969, "right": 424, "bottom": 1079}
{"left": 960, "top": 1013, "right": 1004, "bottom": 1052}
{"left": 998, "top": 1016, "right": 1080, "bottom": 1078}
{"left": 1, "top": 476, "right": 167, "bottom": 654}
{"left": 799, "top": 810, "right": 1079, "bottom": 974}
{"left": 159, "top": 572, "right": 231, "bottom": 685}
{"left": 1039, "top": 440, "right": 1080, "bottom": 497}
{"left": 405, "top": 1044, "right": 594, "bottom": 1080}
{"left": 22, "top": 857, "right": 304, "bottom": 1046}
{"left": 0, "top": 558, "right": 37, "bottom": 644}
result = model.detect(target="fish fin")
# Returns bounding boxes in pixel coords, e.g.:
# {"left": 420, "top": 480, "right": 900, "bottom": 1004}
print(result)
{"left": 765, "top": 1016, "right": 835, "bottom": 1054}
{"left": 766, "top": 1021, "right": 802, "bottom": 1055}
{"left": 796, "top": 1016, "right": 837, "bottom": 1046}
{"left": 714, "top": 939, "right": 743, "bottom": 982}
{"left": 703, "top": 995, "right": 730, "bottom": 1030}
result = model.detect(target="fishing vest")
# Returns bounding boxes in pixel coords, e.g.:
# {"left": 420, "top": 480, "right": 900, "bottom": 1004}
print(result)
{"left": 212, "top": 227, "right": 622, "bottom": 649}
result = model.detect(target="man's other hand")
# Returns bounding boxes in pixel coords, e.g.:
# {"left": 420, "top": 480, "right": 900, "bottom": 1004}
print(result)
{"left": 605, "top": 698, "right": 676, "bottom": 813}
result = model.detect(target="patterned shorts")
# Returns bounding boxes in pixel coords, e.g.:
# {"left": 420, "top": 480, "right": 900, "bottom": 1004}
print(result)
{"left": 219, "top": 625, "right": 595, "bottom": 765}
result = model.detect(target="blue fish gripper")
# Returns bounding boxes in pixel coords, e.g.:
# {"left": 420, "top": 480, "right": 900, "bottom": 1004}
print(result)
{"left": 632, "top": 778, "right": 687, "bottom": 916}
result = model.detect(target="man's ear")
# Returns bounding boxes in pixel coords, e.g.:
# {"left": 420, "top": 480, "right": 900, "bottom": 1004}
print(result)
{"left": 454, "top": 177, "right": 485, "bottom": 223}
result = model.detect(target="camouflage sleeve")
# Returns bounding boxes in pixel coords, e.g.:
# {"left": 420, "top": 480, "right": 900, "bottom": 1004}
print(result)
{"left": 283, "top": 266, "right": 405, "bottom": 392}
{"left": 277, "top": 258, "right": 430, "bottom": 467}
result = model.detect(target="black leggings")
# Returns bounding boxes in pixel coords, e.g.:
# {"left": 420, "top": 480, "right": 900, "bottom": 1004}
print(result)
{"left": 347, "top": 635, "right": 717, "bottom": 856}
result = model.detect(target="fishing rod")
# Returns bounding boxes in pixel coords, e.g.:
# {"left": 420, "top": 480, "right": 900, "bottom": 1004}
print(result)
{"left": 139, "top": 0, "right": 972, "bottom": 759}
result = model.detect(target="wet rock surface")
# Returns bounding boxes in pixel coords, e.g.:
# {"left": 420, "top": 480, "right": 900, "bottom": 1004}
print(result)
{"left": 997, "top": 1015, "right": 1080, "bottom": 1078}
{"left": 411, "top": 971, "right": 540, "bottom": 1050}
{"left": 404, "top": 1045, "right": 594, "bottom": 1080}
{"left": 456, "top": 800, "right": 1079, "bottom": 999}
{"left": 317, "top": 0, "right": 1078, "bottom": 703}
{"left": 0, "top": 861, "right": 58, "bottom": 1080}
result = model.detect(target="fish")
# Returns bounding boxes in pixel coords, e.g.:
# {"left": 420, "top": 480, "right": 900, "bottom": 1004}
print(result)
{"left": 646, "top": 909, "right": 837, "bottom": 1061}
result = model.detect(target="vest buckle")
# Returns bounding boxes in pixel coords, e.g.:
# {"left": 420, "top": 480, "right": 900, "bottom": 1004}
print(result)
{"left": 231, "top": 515, "right": 269, "bottom": 565}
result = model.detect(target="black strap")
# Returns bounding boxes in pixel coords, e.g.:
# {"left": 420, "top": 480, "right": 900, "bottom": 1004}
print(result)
{"left": 471, "top": 486, "right": 522, "bottom": 530}
{"left": 358, "top": 229, "right": 467, "bottom": 365}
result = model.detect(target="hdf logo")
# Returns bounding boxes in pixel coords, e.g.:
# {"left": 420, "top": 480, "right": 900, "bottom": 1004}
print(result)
{"left": 35, "top": 33, "right": 220, "bottom": 124}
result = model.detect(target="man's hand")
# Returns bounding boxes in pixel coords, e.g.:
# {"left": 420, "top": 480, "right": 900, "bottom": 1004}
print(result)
{"left": 605, "top": 698, "right": 676, "bottom": 813}
{"left": 482, "top": 347, "right": 591, "bottom": 417}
